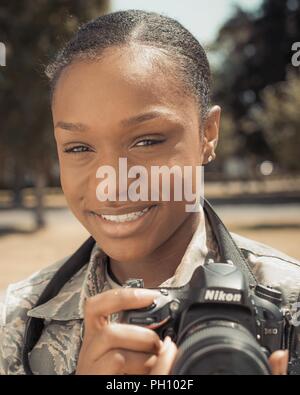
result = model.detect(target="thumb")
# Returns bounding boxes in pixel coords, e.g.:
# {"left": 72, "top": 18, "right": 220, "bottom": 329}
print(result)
{"left": 268, "top": 350, "right": 289, "bottom": 375}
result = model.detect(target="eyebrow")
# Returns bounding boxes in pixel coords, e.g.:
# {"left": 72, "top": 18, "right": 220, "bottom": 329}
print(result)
{"left": 55, "top": 111, "right": 177, "bottom": 132}
{"left": 55, "top": 121, "right": 89, "bottom": 132}
{"left": 119, "top": 111, "right": 171, "bottom": 127}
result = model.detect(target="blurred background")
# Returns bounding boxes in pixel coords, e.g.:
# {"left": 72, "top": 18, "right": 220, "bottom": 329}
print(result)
{"left": 0, "top": 0, "right": 299, "bottom": 294}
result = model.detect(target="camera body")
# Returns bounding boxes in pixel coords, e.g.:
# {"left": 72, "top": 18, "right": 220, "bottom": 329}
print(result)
{"left": 119, "top": 261, "right": 287, "bottom": 374}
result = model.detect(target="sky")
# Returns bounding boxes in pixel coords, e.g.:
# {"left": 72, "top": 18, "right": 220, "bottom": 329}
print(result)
{"left": 111, "top": 0, "right": 263, "bottom": 45}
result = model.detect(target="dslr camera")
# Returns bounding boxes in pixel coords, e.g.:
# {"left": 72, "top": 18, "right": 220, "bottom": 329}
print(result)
{"left": 118, "top": 260, "right": 288, "bottom": 375}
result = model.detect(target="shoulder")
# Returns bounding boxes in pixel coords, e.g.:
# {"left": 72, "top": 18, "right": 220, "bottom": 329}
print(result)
{"left": 0, "top": 255, "right": 70, "bottom": 375}
{"left": 231, "top": 232, "right": 299, "bottom": 265}
{"left": 1, "top": 255, "right": 70, "bottom": 324}
{"left": 231, "top": 232, "right": 300, "bottom": 305}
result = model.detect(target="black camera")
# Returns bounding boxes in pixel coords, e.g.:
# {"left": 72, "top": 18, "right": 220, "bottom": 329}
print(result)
{"left": 118, "top": 260, "right": 287, "bottom": 375}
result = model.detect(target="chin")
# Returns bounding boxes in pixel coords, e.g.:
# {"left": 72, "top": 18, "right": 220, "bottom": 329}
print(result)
{"left": 99, "top": 237, "right": 157, "bottom": 263}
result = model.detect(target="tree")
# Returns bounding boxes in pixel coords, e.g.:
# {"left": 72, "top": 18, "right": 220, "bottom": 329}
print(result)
{"left": 211, "top": 0, "right": 300, "bottom": 174}
{"left": 252, "top": 72, "right": 300, "bottom": 172}
{"left": 0, "top": 0, "right": 110, "bottom": 227}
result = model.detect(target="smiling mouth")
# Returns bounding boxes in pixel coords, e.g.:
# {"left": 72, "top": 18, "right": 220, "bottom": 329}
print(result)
{"left": 91, "top": 205, "right": 155, "bottom": 223}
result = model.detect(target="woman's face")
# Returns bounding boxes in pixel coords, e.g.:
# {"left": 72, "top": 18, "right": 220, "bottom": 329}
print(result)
{"left": 52, "top": 46, "right": 219, "bottom": 262}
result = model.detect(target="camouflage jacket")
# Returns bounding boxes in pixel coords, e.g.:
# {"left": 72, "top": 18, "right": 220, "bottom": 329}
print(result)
{"left": 1, "top": 204, "right": 300, "bottom": 375}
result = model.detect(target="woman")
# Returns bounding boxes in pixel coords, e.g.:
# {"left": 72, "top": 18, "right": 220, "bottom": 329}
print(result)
{"left": 1, "top": 10, "right": 299, "bottom": 375}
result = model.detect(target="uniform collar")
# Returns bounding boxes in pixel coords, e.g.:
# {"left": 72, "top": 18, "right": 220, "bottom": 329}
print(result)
{"left": 27, "top": 206, "right": 220, "bottom": 321}
{"left": 27, "top": 242, "right": 106, "bottom": 321}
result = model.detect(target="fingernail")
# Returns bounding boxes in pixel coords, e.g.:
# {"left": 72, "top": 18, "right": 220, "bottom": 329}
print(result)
{"left": 134, "top": 289, "right": 161, "bottom": 298}
{"left": 159, "top": 336, "right": 172, "bottom": 354}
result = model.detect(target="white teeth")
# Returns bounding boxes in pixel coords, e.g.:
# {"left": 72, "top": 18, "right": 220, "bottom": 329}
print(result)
{"left": 100, "top": 207, "right": 151, "bottom": 223}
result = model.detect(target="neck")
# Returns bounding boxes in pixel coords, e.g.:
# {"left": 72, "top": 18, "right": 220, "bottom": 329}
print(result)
{"left": 109, "top": 211, "right": 201, "bottom": 288}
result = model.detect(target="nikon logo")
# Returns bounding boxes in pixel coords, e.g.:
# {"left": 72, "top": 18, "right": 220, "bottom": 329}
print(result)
{"left": 205, "top": 289, "right": 242, "bottom": 303}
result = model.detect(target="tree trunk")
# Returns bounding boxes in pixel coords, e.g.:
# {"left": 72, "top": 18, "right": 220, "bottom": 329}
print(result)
{"left": 12, "top": 159, "right": 24, "bottom": 207}
{"left": 33, "top": 172, "right": 46, "bottom": 229}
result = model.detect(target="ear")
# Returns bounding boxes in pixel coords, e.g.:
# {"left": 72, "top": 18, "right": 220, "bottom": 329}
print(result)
{"left": 202, "top": 105, "right": 221, "bottom": 165}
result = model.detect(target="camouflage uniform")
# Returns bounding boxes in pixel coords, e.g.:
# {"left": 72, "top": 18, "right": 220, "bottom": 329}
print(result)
{"left": 0, "top": 208, "right": 300, "bottom": 375}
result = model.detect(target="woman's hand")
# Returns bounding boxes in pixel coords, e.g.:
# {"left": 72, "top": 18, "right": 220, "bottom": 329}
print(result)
{"left": 75, "top": 286, "right": 288, "bottom": 375}
{"left": 75, "top": 288, "right": 177, "bottom": 375}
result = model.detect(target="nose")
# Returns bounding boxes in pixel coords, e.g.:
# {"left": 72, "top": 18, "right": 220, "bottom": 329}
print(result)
{"left": 91, "top": 153, "right": 129, "bottom": 204}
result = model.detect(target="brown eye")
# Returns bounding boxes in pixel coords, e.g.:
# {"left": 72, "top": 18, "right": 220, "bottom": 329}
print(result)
{"left": 64, "top": 145, "right": 92, "bottom": 154}
{"left": 135, "top": 139, "right": 163, "bottom": 147}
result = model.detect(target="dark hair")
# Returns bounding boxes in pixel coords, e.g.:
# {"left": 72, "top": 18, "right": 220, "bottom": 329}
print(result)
{"left": 46, "top": 9, "right": 212, "bottom": 119}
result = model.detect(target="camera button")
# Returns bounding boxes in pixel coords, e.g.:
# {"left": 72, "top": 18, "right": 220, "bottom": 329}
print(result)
{"left": 160, "top": 289, "right": 169, "bottom": 296}
{"left": 130, "top": 317, "right": 156, "bottom": 325}
{"left": 139, "top": 302, "right": 156, "bottom": 312}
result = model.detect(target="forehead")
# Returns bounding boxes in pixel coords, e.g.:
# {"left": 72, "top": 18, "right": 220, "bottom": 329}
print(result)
{"left": 52, "top": 46, "right": 199, "bottom": 128}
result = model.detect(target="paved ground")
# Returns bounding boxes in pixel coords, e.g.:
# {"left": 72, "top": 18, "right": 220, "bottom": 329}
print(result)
{"left": 0, "top": 204, "right": 299, "bottom": 294}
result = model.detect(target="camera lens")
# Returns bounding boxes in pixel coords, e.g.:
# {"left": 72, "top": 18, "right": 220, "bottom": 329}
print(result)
{"left": 171, "top": 321, "right": 271, "bottom": 375}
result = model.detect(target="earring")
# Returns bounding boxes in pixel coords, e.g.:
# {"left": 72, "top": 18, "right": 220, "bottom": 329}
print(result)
{"left": 208, "top": 155, "right": 213, "bottom": 163}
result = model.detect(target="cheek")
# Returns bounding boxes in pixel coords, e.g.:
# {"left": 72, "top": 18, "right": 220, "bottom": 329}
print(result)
{"left": 140, "top": 201, "right": 189, "bottom": 259}
{"left": 185, "top": 129, "right": 205, "bottom": 165}
{"left": 177, "top": 139, "right": 204, "bottom": 197}
{"left": 59, "top": 160, "right": 89, "bottom": 210}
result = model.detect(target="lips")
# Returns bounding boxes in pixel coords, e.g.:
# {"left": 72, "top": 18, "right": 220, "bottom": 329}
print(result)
{"left": 88, "top": 205, "right": 157, "bottom": 238}
{"left": 99, "top": 206, "right": 152, "bottom": 223}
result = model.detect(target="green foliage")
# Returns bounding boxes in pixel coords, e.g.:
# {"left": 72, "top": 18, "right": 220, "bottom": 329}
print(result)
{"left": 253, "top": 72, "right": 300, "bottom": 171}
{"left": 0, "top": 0, "right": 109, "bottom": 186}
{"left": 211, "top": 0, "right": 300, "bottom": 173}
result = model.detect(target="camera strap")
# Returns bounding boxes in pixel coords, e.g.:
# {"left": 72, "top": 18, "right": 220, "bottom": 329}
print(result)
{"left": 203, "top": 199, "right": 257, "bottom": 287}
{"left": 22, "top": 199, "right": 256, "bottom": 374}
{"left": 22, "top": 236, "right": 95, "bottom": 375}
